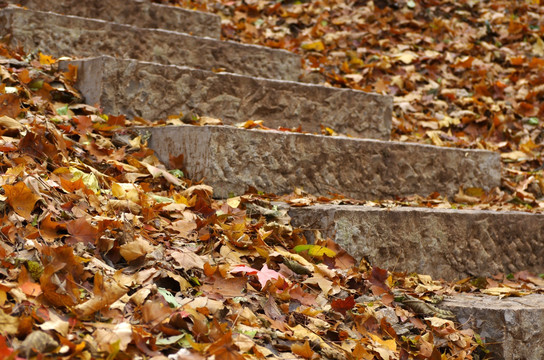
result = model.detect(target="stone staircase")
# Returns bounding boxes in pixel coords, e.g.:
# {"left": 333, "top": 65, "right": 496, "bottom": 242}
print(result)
{"left": 2, "top": 1, "right": 544, "bottom": 358}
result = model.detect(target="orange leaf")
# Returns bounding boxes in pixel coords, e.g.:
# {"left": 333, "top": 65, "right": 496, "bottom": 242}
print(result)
{"left": 291, "top": 341, "right": 315, "bottom": 359}
{"left": 204, "top": 262, "right": 217, "bottom": 277}
{"left": 20, "top": 281, "right": 42, "bottom": 297}
{"left": 39, "top": 52, "right": 56, "bottom": 65}
{"left": 39, "top": 214, "right": 67, "bottom": 242}
{"left": 63, "top": 64, "right": 78, "bottom": 84}
{"left": 517, "top": 102, "right": 538, "bottom": 117}
{"left": 18, "top": 69, "right": 31, "bottom": 84}
{"left": 60, "top": 176, "right": 86, "bottom": 193}
{"left": 3, "top": 181, "right": 40, "bottom": 220}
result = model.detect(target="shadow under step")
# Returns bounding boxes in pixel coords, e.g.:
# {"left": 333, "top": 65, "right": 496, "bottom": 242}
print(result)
{"left": 0, "top": 7, "right": 300, "bottom": 81}
{"left": 62, "top": 56, "right": 392, "bottom": 139}
{"left": 440, "top": 293, "right": 544, "bottom": 360}
{"left": 140, "top": 125, "right": 500, "bottom": 200}
{"left": 5, "top": 0, "right": 221, "bottom": 38}
{"left": 288, "top": 204, "right": 544, "bottom": 280}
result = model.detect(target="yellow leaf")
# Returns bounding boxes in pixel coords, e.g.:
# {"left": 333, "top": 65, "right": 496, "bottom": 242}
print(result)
{"left": 69, "top": 167, "right": 100, "bottom": 193}
{"left": 294, "top": 244, "right": 336, "bottom": 257}
{"left": 111, "top": 182, "right": 126, "bottom": 198}
{"left": 394, "top": 51, "right": 418, "bottom": 64}
{"left": 501, "top": 150, "right": 531, "bottom": 161}
{"left": 39, "top": 52, "right": 56, "bottom": 65}
{"left": 301, "top": 40, "right": 325, "bottom": 52}
{"left": 226, "top": 196, "right": 241, "bottom": 208}
{"left": 533, "top": 35, "right": 544, "bottom": 56}
{"left": 0, "top": 308, "right": 19, "bottom": 335}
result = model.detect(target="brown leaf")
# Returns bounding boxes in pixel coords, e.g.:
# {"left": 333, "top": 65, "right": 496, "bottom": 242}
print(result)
{"left": 206, "top": 331, "right": 245, "bottom": 360}
{"left": 119, "top": 238, "right": 154, "bottom": 262}
{"left": 66, "top": 217, "right": 98, "bottom": 245}
{"left": 0, "top": 115, "right": 23, "bottom": 136}
{"left": 0, "top": 93, "right": 22, "bottom": 118}
{"left": 75, "top": 272, "right": 127, "bottom": 317}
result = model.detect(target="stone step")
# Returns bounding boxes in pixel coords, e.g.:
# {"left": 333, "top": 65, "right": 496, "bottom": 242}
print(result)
{"left": 288, "top": 204, "right": 544, "bottom": 280}
{"left": 61, "top": 56, "right": 391, "bottom": 139}
{"left": 5, "top": 0, "right": 221, "bottom": 38}
{"left": 0, "top": 7, "right": 300, "bottom": 81}
{"left": 440, "top": 293, "right": 544, "bottom": 360}
{"left": 140, "top": 125, "right": 500, "bottom": 200}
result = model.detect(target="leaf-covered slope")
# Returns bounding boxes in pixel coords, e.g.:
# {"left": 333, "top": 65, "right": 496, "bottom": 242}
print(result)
{"left": 0, "top": 46, "right": 501, "bottom": 360}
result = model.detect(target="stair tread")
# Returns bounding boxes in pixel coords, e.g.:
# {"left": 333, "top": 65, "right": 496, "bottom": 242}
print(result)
{"left": 288, "top": 204, "right": 543, "bottom": 280}
{"left": 6, "top": 0, "right": 221, "bottom": 38}
{"left": 139, "top": 125, "right": 500, "bottom": 200}
{"left": 62, "top": 56, "right": 391, "bottom": 139}
{"left": 441, "top": 293, "right": 544, "bottom": 360}
{"left": 0, "top": 7, "right": 300, "bottom": 81}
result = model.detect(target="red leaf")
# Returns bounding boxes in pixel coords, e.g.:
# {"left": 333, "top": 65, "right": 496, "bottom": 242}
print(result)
{"left": 331, "top": 295, "right": 355, "bottom": 315}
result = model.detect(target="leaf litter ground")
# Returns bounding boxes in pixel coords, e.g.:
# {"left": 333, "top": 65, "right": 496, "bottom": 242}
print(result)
{"left": 1, "top": 0, "right": 544, "bottom": 359}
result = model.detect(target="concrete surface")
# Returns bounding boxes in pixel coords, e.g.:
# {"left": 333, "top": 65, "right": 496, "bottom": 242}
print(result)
{"left": 288, "top": 204, "right": 544, "bottom": 279}
{"left": 0, "top": 7, "right": 301, "bottom": 80}
{"left": 62, "top": 56, "right": 392, "bottom": 139}
{"left": 140, "top": 125, "right": 501, "bottom": 200}
{"left": 5, "top": 0, "right": 221, "bottom": 38}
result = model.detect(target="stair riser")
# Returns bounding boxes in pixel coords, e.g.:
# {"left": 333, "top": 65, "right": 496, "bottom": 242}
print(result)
{"left": 141, "top": 125, "right": 500, "bottom": 200}
{"left": 289, "top": 205, "right": 544, "bottom": 279}
{"left": 441, "top": 294, "right": 544, "bottom": 360}
{"left": 0, "top": 8, "right": 300, "bottom": 81}
{"left": 5, "top": 0, "right": 221, "bottom": 38}
{"left": 62, "top": 57, "right": 392, "bottom": 139}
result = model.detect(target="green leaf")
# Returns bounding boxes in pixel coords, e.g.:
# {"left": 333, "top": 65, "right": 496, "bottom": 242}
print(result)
{"left": 293, "top": 244, "right": 336, "bottom": 257}
{"left": 149, "top": 194, "right": 174, "bottom": 203}
{"left": 528, "top": 117, "right": 539, "bottom": 126}
{"left": 156, "top": 334, "right": 185, "bottom": 345}
{"left": 158, "top": 287, "right": 180, "bottom": 308}
{"left": 169, "top": 169, "right": 184, "bottom": 178}
{"left": 56, "top": 104, "right": 69, "bottom": 116}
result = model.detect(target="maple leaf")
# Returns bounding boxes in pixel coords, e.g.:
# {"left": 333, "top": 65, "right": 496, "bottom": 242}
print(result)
{"left": 3, "top": 181, "right": 41, "bottom": 220}
{"left": 206, "top": 331, "right": 245, "bottom": 360}
{"left": 66, "top": 217, "right": 98, "bottom": 245}
{"left": 230, "top": 264, "right": 285, "bottom": 289}
{"left": 331, "top": 295, "right": 355, "bottom": 315}
{"left": 291, "top": 340, "right": 315, "bottom": 359}
{"left": 0, "top": 94, "right": 22, "bottom": 118}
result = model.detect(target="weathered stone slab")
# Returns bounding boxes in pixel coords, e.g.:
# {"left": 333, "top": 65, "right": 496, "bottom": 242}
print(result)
{"left": 141, "top": 125, "right": 500, "bottom": 200}
{"left": 440, "top": 294, "right": 544, "bottom": 360}
{"left": 62, "top": 56, "right": 391, "bottom": 139}
{"left": 0, "top": 7, "right": 301, "bottom": 81}
{"left": 5, "top": 0, "right": 221, "bottom": 38}
{"left": 288, "top": 204, "right": 544, "bottom": 280}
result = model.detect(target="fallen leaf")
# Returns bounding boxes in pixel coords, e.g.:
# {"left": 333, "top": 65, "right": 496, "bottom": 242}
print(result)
{"left": 3, "top": 181, "right": 40, "bottom": 220}
{"left": 119, "top": 238, "right": 154, "bottom": 262}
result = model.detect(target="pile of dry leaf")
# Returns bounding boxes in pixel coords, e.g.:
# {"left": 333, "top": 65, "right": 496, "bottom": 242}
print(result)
{"left": 0, "top": 45, "right": 502, "bottom": 359}
{"left": 2, "top": 0, "right": 544, "bottom": 358}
